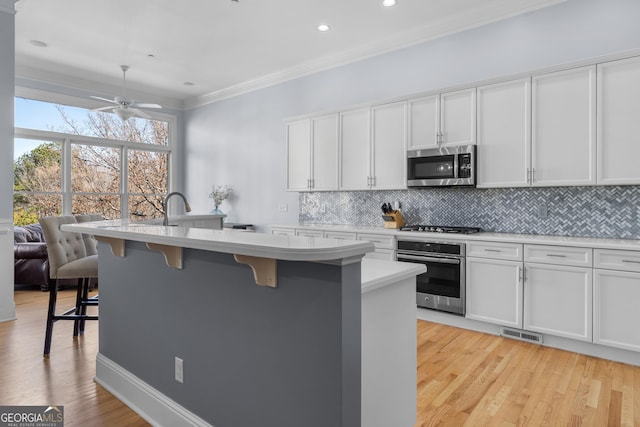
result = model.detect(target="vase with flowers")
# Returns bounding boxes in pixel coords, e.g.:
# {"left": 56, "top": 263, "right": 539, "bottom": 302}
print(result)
{"left": 209, "top": 185, "right": 233, "bottom": 215}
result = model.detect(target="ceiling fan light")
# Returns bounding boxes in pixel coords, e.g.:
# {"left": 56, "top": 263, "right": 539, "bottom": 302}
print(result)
{"left": 115, "top": 108, "right": 134, "bottom": 121}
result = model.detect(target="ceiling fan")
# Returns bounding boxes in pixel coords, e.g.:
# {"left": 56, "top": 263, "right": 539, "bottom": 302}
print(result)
{"left": 91, "top": 65, "right": 161, "bottom": 121}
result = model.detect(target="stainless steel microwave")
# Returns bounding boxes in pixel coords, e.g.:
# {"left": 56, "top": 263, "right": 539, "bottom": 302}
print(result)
{"left": 407, "top": 145, "right": 476, "bottom": 187}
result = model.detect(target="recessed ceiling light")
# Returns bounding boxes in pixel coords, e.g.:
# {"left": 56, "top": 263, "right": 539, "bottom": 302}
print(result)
{"left": 147, "top": 53, "right": 156, "bottom": 58}
{"left": 183, "top": 82, "right": 195, "bottom": 86}
{"left": 29, "top": 40, "right": 47, "bottom": 48}
{"left": 316, "top": 24, "right": 331, "bottom": 32}
{"left": 382, "top": 0, "right": 397, "bottom": 7}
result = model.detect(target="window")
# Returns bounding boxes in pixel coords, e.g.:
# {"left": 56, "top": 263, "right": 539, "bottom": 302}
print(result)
{"left": 13, "top": 97, "right": 174, "bottom": 225}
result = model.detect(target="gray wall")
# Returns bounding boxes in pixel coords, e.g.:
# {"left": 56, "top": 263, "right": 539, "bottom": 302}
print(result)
{"left": 183, "top": 0, "right": 640, "bottom": 233}
{"left": 98, "top": 241, "right": 361, "bottom": 427}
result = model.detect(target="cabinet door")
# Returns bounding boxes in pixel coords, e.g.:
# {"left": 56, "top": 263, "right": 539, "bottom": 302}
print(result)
{"left": 532, "top": 66, "right": 596, "bottom": 186}
{"left": 340, "top": 108, "right": 370, "bottom": 191}
{"left": 371, "top": 102, "right": 407, "bottom": 190}
{"left": 408, "top": 95, "right": 439, "bottom": 149}
{"left": 286, "top": 119, "right": 311, "bottom": 191}
{"left": 597, "top": 56, "right": 640, "bottom": 185}
{"left": 594, "top": 269, "right": 640, "bottom": 352}
{"left": 440, "top": 88, "right": 476, "bottom": 146}
{"left": 466, "top": 258, "right": 523, "bottom": 328}
{"left": 311, "top": 114, "right": 339, "bottom": 191}
{"left": 476, "top": 79, "right": 531, "bottom": 188}
{"left": 523, "top": 263, "right": 593, "bottom": 341}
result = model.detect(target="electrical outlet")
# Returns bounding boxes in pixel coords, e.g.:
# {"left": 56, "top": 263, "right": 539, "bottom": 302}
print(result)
{"left": 175, "top": 357, "right": 184, "bottom": 383}
{"left": 278, "top": 203, "right": 288, "bottom": 213}
{"left": 320, "top": 203, "right": 327, "bottom": 213}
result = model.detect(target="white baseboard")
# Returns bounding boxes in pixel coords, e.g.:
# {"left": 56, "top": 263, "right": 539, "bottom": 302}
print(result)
{"left": 95, "top": 353, "right": 213, "bottom": 427}
{"left": 417, "top": 308, "right": 640, "bottom": 367}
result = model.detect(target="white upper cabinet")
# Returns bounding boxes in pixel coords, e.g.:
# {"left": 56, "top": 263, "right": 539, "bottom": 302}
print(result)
{"left": 441, "top": 88, "right": 476, "bottom": 147}
{"left": 531, "top": 66, "right": 597, "bottom": 186}
{"left": 408, "top": 95, "right": 439, "bottom": 149}
{"left": 408, "top": 88, "right": 476, "bottom": 149}
{"left": 597, "top": 56, "right": 640, "bottom": 185}
{"left": 340, "top": 108, "right": 371, "bottom": 191}
{"left": 286, "top": 115, "right": 339, "bottom": 192}
{"left": 286, "top": 119, "right": 311, "bottom": 191}
{"left": 476, "top": 78, "right": 531, "bottom": 188}
{"left": 371, "top": 101, "right": 407, "bottom": 190}
{"left": 311, "top": 114, "right": 339, "bottom": 191}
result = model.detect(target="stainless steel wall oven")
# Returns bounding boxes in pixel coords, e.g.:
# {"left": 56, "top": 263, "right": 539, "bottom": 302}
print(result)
{"left": 396, "top": 238, "right": 466, "bottom": 315}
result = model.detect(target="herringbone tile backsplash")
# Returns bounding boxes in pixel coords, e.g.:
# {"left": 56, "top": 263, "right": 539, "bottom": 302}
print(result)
{"left": 299, "top": 186, "right": 640, "bottom": 239}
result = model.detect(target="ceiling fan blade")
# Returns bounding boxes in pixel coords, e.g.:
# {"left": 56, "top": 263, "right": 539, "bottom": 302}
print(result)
{"left": 91, "top": 95, "right": 117, "bottom": 104}
{"left": 91, "top": 106, "right": 116, "bottom": 112}
{"left": 131, "top": 108, "right": 152, "bottom": 119}
{"left": 133, "top": 103, "right": 162, "bottom": 109}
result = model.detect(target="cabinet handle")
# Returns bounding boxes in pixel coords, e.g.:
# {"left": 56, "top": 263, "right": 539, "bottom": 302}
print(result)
{"left": 531, "top": 168, "right": 536, "bottom": 183}
{"left": 518, "top": 266, "right": 523, "bottom": 283}
{"left": 526, "top": 168, "right": 531, "bottom": 184}
{"left": 546, "top": 254, "right": 567, "bottom": 258}
{"left": 484, "top": 249, "right": 502, "bottom": 253}
{"left": 622, "top": 259, "right": 640, "bottom": 264}
{"left": 370, "top": 176, "right": 376, "bottom": 187}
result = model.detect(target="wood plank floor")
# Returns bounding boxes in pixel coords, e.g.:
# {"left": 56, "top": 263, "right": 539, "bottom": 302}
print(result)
{"left": 1, "top": 290, "right": 638, "bottom": 426}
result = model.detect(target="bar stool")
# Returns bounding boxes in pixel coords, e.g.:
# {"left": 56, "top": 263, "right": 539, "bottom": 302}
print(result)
{"left": 39, "top": 216, "right": 99, "bottom": 358}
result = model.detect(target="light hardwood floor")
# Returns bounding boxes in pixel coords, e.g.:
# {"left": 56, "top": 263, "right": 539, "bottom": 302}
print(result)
{"left": 1, "top": 290, "right": 638, "bottom": 426}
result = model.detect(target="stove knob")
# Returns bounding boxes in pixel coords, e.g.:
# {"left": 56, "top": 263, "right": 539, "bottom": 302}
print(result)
{"left": 436, "top": 227, "right": 443, "bottom": 233}
{"left": 418, "top": 226, "right": 424, "bottom": 232}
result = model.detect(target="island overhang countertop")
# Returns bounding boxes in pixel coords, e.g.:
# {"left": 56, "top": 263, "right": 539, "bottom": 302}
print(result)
{"left": 62, "top": 219, "right": 375, "bottom": 262}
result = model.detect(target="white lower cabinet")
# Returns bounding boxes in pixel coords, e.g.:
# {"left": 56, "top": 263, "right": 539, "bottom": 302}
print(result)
{"left": 523, "top": 263, "right": 593, "bottom": 342}
{"left": 593, "top": 248, "right": 640, "bottom": 352}
{"left": 295, "top": 229, "right": 325, "bottom": 238}
{"left": 466, "top": 257, "right": 523, "bottom": 328}
{"left": 593, "top": 269, "right": 640, "bottom": 352}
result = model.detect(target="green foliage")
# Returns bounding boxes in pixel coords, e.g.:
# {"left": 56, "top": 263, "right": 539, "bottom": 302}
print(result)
{"left": 13, "top": 142, "right": 61, "bottom": 191}
{"left": 13, "top": 208, "right": 40, "bottom": 226}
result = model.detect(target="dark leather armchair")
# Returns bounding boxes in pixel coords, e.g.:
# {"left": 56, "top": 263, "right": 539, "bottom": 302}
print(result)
{"left": 14, "top": 224, "right": 50, "bottom": 290}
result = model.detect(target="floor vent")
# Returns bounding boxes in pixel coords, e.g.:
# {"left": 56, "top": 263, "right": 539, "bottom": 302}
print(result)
{"left": 500, "top": 327, "right": 543, "bottom": 344}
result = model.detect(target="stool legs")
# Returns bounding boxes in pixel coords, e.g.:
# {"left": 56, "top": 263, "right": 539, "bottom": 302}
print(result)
{"left": 43, "top": 279, "right": 58, "bottom": 358}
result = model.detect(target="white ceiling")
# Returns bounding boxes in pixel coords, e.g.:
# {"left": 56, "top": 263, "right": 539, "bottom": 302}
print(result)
{"left": 14, "top": 0, "right": 564, "bottom": 109}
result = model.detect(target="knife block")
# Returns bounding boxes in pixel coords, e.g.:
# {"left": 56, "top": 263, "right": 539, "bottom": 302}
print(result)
{"left": 382, "top": 210, "right": 405, "bottom": 229}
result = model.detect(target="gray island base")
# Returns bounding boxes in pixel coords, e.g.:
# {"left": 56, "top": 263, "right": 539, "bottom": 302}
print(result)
{"left": 62, "top": 220, "right": 424, "bottom": 427}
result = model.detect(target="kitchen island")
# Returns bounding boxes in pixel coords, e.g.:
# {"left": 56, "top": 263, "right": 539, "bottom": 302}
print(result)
{"left": 63, "top": 220, "right": 424, "bottom": 427}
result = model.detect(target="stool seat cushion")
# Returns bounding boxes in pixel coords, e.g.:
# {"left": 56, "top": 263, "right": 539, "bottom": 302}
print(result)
{"left": 56, "top": 255, "right": 98, "bottom": 279}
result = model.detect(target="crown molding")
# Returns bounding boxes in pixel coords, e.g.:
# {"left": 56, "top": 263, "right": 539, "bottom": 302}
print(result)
{"left": 184, "top": 0, "right": 567, "bottom": 109}
{"left": 15, "top": 64, "right": 184, "bottom": 110}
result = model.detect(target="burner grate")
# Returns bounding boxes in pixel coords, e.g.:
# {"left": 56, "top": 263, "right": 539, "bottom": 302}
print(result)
{"left": 399, "top": 225, "right": 481, "bottom": 234}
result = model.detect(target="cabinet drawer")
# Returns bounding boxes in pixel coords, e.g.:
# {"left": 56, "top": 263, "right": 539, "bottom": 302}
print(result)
{"left": 296, "top": 229, "right": 325, "bottom": 238}
{"left": 271, "top": 228, "right": 296, "bottom": 236}
{"left": 357, "top": 233, "right": 395, "bottom": 249}
{"left": 325, "top": 231, "right": 357, "bottom": 240}
{"left": 466, "top": 241, "right": 523, "bottom": 261}
{"left": 524, "top": 244, "right": 592, "bottom": 267}
{"left": 594, "top": 249, "right": 640, "bottom": 272}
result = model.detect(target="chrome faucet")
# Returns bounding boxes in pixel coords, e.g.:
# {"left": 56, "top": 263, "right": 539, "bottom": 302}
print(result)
{"left": 163, "top": 192, "right": 192, "bottom": 226}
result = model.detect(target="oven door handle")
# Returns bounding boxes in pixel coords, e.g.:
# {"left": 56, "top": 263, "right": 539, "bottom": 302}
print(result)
{"left": 397, "top": 254, "right": 461, "bottom": 265}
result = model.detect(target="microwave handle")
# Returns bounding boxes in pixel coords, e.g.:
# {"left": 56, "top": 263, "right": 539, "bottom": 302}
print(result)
{"left": 453, "top": 153, "right": 459, "bottom": 179}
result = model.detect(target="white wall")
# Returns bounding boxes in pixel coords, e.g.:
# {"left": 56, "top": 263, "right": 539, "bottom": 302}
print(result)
{"left": 0, "top": 0, "right": 16, "bottom": 321}
{"left": 183, "top": 0, "right": 640, "bottom": 232}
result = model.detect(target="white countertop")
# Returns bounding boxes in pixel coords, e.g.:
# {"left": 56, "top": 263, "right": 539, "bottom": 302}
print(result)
{"left": 273, "top": 223, "right": 640, "bottom": 251}
{"left": 361, "top": 258, "right": 426, "bottom": 294}
{"left": 63, "top": 219, "right": 374, "bottom": 262}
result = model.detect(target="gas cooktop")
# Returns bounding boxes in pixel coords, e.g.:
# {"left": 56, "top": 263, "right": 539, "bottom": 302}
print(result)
{"left": 399, "top": 225, "right": 481, "bottom": 234}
